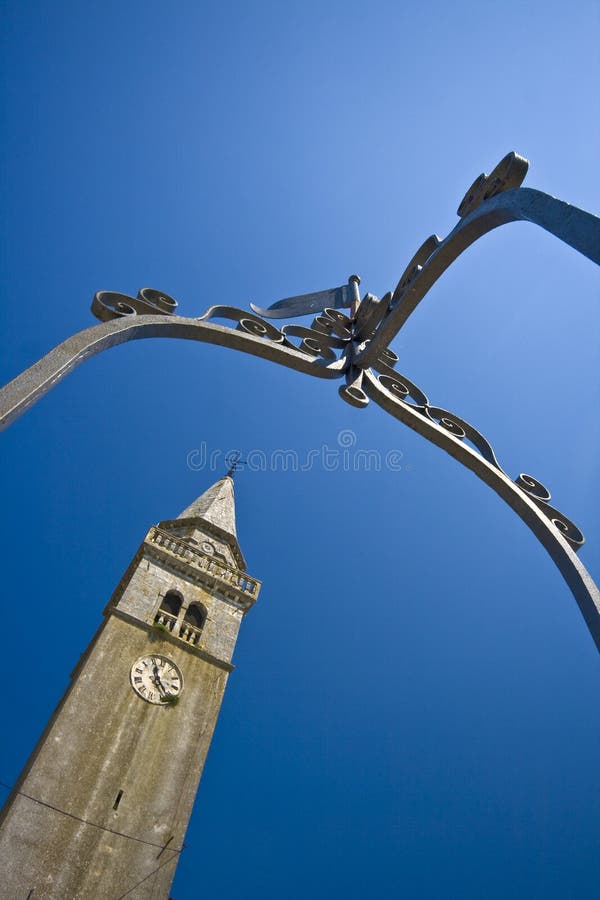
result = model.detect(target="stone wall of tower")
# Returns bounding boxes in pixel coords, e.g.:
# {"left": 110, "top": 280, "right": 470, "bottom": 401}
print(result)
{"left": 0, "top": 611, "right": 230, "bottom": 899}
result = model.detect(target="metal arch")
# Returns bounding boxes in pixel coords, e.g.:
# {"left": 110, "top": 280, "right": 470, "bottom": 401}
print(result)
{"left": 1, "top": 151, "right": 599, "bottom": 651}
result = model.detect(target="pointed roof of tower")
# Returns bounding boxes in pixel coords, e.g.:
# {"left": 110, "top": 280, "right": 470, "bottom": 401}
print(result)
{"left": 159, "top": 476, "right": 246, "bottom": 570}
{"left": 177, "top": 476, "right": 238, "bottom": 538}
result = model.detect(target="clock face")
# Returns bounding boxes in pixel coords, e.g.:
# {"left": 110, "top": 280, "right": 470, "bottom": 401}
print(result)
{"left": 130, "top": 655, "right": 183, "bottom": 705}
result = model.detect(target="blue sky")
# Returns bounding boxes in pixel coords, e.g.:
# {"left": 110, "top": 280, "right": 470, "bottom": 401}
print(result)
{"left": 1, "top": 2, "right": 599, "bottom": 898}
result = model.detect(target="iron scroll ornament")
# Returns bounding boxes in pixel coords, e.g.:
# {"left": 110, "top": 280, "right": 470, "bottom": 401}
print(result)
{"left": 1, "top": 152, "right": 599, "bottom": 651}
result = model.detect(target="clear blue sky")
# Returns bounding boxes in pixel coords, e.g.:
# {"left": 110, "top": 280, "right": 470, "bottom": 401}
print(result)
{"left": 1, "top": 2, "right": 599, "bottom": 898}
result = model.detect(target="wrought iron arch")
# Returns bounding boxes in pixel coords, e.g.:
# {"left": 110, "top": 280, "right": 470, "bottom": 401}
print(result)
{"left": 1, "top": 152, "right": 599, "bottom": 650}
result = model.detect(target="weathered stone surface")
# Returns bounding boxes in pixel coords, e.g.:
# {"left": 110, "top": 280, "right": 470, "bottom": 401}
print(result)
{"left": 113, "top": 550, "right": 244, "bottom": 665}
{"left": 177, "top": 476, "right": 238, "bottom": 539}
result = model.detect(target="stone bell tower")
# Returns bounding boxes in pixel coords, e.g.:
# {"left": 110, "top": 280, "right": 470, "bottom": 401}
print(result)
{"left": 0, "top": 476, "right": 260, "bottom": 899}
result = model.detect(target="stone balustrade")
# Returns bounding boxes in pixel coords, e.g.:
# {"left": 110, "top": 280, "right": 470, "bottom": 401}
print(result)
{"left": 148, "top": 526, "right": 260, "bottom": 600}
{"left": 154, "top": 610, "right": 177, "bottom": 632}
{"left": 178, "top": 622, "right": 202, "bottom": 646}
{"left": 154, "top": 610, "right": 202, "bottom": 647}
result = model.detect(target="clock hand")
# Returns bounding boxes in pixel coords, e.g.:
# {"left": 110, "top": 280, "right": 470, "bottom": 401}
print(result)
{"left": 151, "top": 660, "right": 165, "bottom": 686}
{"left": 152, "top": 667, "right": 168, "bottom": 695}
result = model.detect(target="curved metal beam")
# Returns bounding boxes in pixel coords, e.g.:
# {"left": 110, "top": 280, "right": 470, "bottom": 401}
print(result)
{"left": 362, "top": 369, "right": 600, "bottom": 652}
{"left": 356, "top": 187, "right": 600, "bottom": 368}
{"left": 0, "top": 313, "right": 345, "bottom": 431}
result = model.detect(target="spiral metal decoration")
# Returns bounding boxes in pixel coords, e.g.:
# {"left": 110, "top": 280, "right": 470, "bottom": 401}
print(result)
{"left": 1, "top": 151, "right": 599, "bottom": 650}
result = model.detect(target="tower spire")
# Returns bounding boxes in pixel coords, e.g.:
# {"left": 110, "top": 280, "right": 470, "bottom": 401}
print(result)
{"left": 159, "top": 475, "right": 246, "bottom": 570}
{"left": 177, "top": 476, "right": 238, "bottom": 538}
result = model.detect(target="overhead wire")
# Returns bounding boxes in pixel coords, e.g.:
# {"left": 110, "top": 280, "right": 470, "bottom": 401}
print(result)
{"left": 0, "top": 780, "right": 185, "bottom": 854}
{"left": 115, "top": 852, "right": 179, "bottom": 900}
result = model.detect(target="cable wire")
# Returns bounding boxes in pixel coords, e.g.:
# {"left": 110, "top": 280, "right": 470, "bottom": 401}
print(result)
{"left": 115, "top": 852, "right": 179, "bottom": 900}
{"left": 0, "top": 779, "right": 184, "bottom": 854}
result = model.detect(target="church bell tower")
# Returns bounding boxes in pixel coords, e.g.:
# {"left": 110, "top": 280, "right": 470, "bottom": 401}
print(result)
{"left": 0, "top": 476, "right": 260, "bottom": 899}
